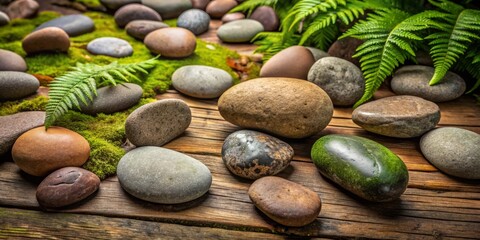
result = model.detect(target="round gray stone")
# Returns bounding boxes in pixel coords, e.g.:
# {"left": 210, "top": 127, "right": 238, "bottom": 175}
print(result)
{"left": 80, "top": 83, "right": 143, "bottom": 115}
{"left": 142, "top": 0, "right": 192, "bottom": 19}
{"left": 100, "top": 0, "right": 140, "bottom": 10}
{"left": 125, "top": 99, "right": 192, "bottom": 147}
{"left": 172, "top": 65, "right": 233, "bottom": 99}
{"left": 0, "top": 11, "right": 9, "bottom": 26}
{"left": 420, "top": 127, "right": 480, "bottom": 179}
{"left": 0, "top": 111, "right": 45, "bottom": 155}
{"left": 35, "top": 14, "right": 95, "bottom": 37}
{"left": 117, "top": 146, "right": 212, "bottom": 204}
{"left": 0, "top": 49, "right": 27, "bottom": 72}
{"left": 177, "top": 9, "right": 210, "bottom": 35}
{"left": 0, "top": 71, "right": 39, "bottom": 100}
{"left": 306, "top": 47, "right": 329, "bottom": 61}
{"left": 87, "top": 37, "right": 133, "bottom": 58}
{"left": 391, "top": 65, "right": 466, "bottom": 102}
{"left": 307, "top": 57, "right": 365, "bottom": 106}
{"left": 217, "top": 19, "right": 264, "bottom": 43}
{"left": 125, "top": 20, "right": 168, "bottom": 40}
{"left": 114, "top": 3, "right": 162, "bottom": 28}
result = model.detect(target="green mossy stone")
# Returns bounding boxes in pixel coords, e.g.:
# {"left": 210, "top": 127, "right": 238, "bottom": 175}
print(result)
{"left": 311, "top": 134, "right": 409, "bottom": 202}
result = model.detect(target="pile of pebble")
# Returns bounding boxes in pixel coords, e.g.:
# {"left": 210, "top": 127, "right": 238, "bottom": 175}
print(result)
{"left": 1, "top": 0, "right": 479, "bottom": 228}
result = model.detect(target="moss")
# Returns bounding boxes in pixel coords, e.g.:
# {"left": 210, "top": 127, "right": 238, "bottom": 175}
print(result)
{"left": 0, "top": 96, "right": 48, "bottom": 116}
{"left": 72, "top": 0, "right": 102, "bottom": 8}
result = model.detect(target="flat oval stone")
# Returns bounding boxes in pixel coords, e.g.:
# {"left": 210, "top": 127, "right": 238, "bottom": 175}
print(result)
{"left": 125, "top": 20, "right": 168, "bottom": 40}
{"left": 307, "top": 57, "right": 365, "bottom": 106}
{"left": 0, "top": 11, "right": 9, "bottom": 26}
{"left": 35, "top": 14, "right": 94, "bottom": 37}
{"left": 250, "top": 6, "right": 279, "bottom": 31}
{"left": 22, "top": 27, "right": 70, "bottom": 54}
{"left": 260, "top": 46, "right": 315, "bottom": 80}
{"left": 172, "top": 65, "right": 233, "bottom": 99}
{"left": 352, "top": 95, "right": 440, "bottom": 138}
{"left": 222, "top": 130, "right": 293, "bottom": 179}
{"left": 177, "top": 9, "right": 210, "bottom": 35}
{"left": 87, "top": 37, "right": 133, "bottom": 58}
{"left": 0, "top": 71, "right": 39, "bottom": 100}
{"left": 306, "top": 47, "right": 329, "bottom": 61}
{"left": 206, "top": 0, "right": 237, "bottom": 18}
{"left": 100, "top": 0, "right": 140, "bottom": 10}
{"left": 142, "top": 0, "right": 192, "bottom": 19}
{"left": 420, "top": 127, "right": 480, "bottom": 179}
{"left": 0, "top": 111, "right": 45, "bottom": 155}
{"left": 114, "top": 3, "right": 162, "bottom": 28}
{"left": 36, "top": 167, "right": 100, "bottom": 208}
{"left": 12, "top": 126, "right": 90, "bottom": 177}
{"left": 6, "top": 0, "right": 39, "bottom": 19}
{"left": 117, "top": 146, "right": 212, "bottom": 204}
{"left": 144, "top": 27, "right": 196, "bottom": 58}
{"left": 125, "top": 99, "right": 192, "bottom": 147}
{"left": 327, "top": 37, "right": 363, "bottom": 66}
{"left": 80, "top": 83, "right": 143, "bottom": 115}
{"left": 311, "top": 135, "right": 409, "bottom": 202}
{"left": 391, "top": 65, "right": 466, "bottom": 102}
{"left": 218, "top": 77, "right": 333, "bottom": 138}
{"left": 221, "top": 12, "right": 245, "bottom": 23}
{"left": 217, "top": 19, "right": 264, "bottom": 43}
{"left": 0, "top": 49, "right": 27, "bottom": 71}
{"left": 248, "top": 176, "right": 321, "bottom": 227}
{"left": 192, "top": 0, "right": 210, "bottom": 10}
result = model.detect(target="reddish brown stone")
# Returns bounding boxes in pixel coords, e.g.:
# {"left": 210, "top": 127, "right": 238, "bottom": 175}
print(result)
{"left": 205, "top": 0, "right": 237, "bottom": 19}
{"left": 144, "top": 27, "right": 196, "bottom": 58}
{"left": 113, "top": 3, "right": 161, "bottom": 28}
{"left": 192, "top": 0, "right": 210, "bottom": 10}
{"left": 221, "top": 12, "right": 244, "bottom": 23}
{"left": 260, "top": 46, "right": 315, "bottom": 80}
{"left": 22, "top": 27, "right": 70, "bottom": 54}
{"left": 327, "top": 37, "right": 363, "bottom": 66}
{"left": 250, "top": 6, "right": 279, "bottom": 31}
{"left": 7, "top": 0, "right": 39, "bottom": 19}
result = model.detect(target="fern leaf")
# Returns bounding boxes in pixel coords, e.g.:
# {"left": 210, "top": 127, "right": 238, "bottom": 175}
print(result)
{"left": 230, "top": 0, "right": 280, "bottom": 15}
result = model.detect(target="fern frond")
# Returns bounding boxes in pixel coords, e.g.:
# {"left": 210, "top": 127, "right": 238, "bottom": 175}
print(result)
{"left": 341, "top": 9, "right": 445, "bottom": 107}
{"left": 45, "top": 57, "right": 158, "bottom": 129}
{"left": 252, "top": 32, "right": 301, "bottom": 60}
{"left": 230, "top": 0, "right": 280, "bottom": 15}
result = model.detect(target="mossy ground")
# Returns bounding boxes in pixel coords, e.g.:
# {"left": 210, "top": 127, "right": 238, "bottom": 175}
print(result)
{"left": 0, "top": 11, "right": 245, "bottom": 179}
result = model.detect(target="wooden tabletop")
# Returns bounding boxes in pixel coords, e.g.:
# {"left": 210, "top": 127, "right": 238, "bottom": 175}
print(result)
{"left": 1, "top": 20, "right": 479, "bottom": 239}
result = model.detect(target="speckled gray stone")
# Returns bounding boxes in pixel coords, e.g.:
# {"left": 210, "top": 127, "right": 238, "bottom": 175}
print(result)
{"left": 35, "top": 14, "right": 94, "bottom": 37}
{"left": 420, "top": 127, "right": 480, "bottom": 179}
{"left": 307, "top": 57, "right": 365, "bottom": 106}
{"left": 101, "top": 0, "right": 141, "bottom": 10}
{"left": 391, "top": 65, "right": 466, "bottom": 102}
{"left": 125, "top": 99, "right": 192, "bottom": 147}
{"left": 217, "top": 19, "right": 264, "bottom": 43}
{"left": 0, "top": 111, "right": 45, "bottom": 155}
{"left": 87, "top": 37, "right": 133, "bottom": 58}
{"left": 142, "top": 0, "right": 192, "bottom": 19}
{"left": 306, "top": 47, "right": 329, "bottom": 61}
{"left": 0, "top": 71, "right": 39, "bottom": 100}
{"left": 117, "top": 146, "right": 212, "bottom": 204}
{"left": 172, "top": 65, "right": 233, "bottom": 99}
{"left": 114, "top": 3, "right": 162, "bottom": 28}
{"left": 0, "top": 11, "right": 9, "bottom": 26}
{"left": 0, "top": 49, "right": 27, "bottom": 72}
{"left": 125, "top": 20, "right": 168, "bottom": 40}
{"left": 80, "top": 83, "right": 142, "bottom": 115}
{"left": 177, "top": 9, "right": 210, "bottom": 35}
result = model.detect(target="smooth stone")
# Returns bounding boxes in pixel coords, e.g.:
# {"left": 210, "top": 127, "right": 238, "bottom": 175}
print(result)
{"left": 114, "top": 3, "right": 161, "bottom": 28}
{"left": 352, "top": 95, "right": 440, "bottom": 138}
{"left": 260, "top": 46, "right": 315, "bottom": 80}
{"left": 172, "top": 65, "right": 233, "bottom": 99}
{"left": 0, "top": 49, "right": 27, "bottom": 71}
{"left": 22, "top": 27, "right": 70, "bottom": 54}
{"left": 205, "top": 0, "right": 238, "bottom": 18}
{"left": 177, "top": 9, "right": 210, "bottom": 35}
{"left": 311, "top": 134, "right": 409, "bottom": 202}
{"left": 36, "top": 167, "right": 100, "bottom": 208}
{"left": 420, "top": 127, "right": 480, "bottom": 179}
{"left": 125, "top": 20, "right": 168, "bottom": 40}
{"left": 307, "top": 57, "right": 365, "bottom": 106}
{"left": 125, "top": 99, "right": 191, "bottom": 147}
{"left": 12, "top": 127, "right": 90, "bottom": 177}
{"left": 142, "top": 0, "right": 192, "bottom": 19}
{"left": 248, "top": 176, "right": 321, "bottom": 227}
{"left": 306, "top": 47, "right": 329, "bottom": 61}
{"left": 328, "top": 37, "right": 363, "bottom": 66}
{"left": 100, "top": 0, "right": 140, "bottom": 10}
{"left": 218, "top": 77, "right": 333, "bottom": 138}
{"left": 0, "top": 11, "right": 9, "bottom": 26}
{"left": 0, "top": 111, "right": 45, "bottom": 155}
{"left": 192, "top": 0, "right": 210, "bottom": 10}
{"left": 144, "top": 27, "right": 196, "bottom": 58}
{"left": 80, "top": 83, "right": 142, "bottom": 115}
{"left": 87, "top": 37, "right": 133, "bottom": 58}
{"left": 222, "top": 130, "right": 293, "bottom": 179}
{"left": 221, "top": 12, "right": 245, "bottom": 23}
{"left": 250, "top": 6, "right": 279, "bottom": 31}
{"left": 35, "top": 14, "right": 95, "bottom": 37}
{"left": 7, "top": 0, "right": 39, "bottom": 19}
{"left": 391, "top": 65, "right": 466, "bottom": 102}
{"left": 117, "top": 146, "right": 212, "bottom": 204}
{"left": 0, "top": 71, "right": 39, "bottom": 100}
{"left": 217, "top": 19, "right": 264, "bottom": 43}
